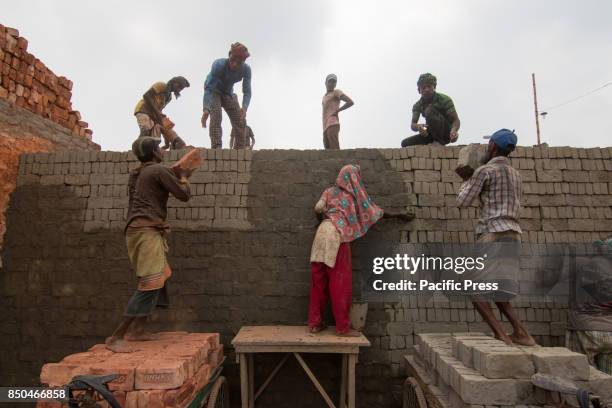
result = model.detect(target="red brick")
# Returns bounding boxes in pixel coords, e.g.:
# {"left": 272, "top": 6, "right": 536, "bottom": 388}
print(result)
{"left": 89, "top": 359, "right": 136, "bottom": 391}
{"left": 125, "top": 391, "right": 138, "bottom": 408}
{"left": 136, "top": 390, "right": 165, "bottom": 408}
{"left": 135, "top": 359, "right": 189, "bottom": 390}
{"left": 209, "top": 345, "right": 224, "bottom": 367}
{"left": 17, "top": 37, "right": 28, "bottom": 50}
{"left": 40, "top": 362, "right": 92, "bottom": 386}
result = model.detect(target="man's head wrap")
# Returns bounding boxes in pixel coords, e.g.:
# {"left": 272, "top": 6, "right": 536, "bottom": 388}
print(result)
{"left": 229, "top": 42, "right": 250, "bottom": 61}
{"left": 167, "top": 76, "right": 190, "bottom": 98}
{"left": 132, "top": 136, "right": 161, "bottom": 162}
{"left": 326, "top": 73, "right": 337, "bottom": 83}
{"left": 417, "top": 73, "right": 437, "bottom": 87}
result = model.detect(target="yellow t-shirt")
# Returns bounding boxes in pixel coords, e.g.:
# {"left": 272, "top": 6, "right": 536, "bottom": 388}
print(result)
{"left": 134, "top": 82, "right": 170, "bottom": 115}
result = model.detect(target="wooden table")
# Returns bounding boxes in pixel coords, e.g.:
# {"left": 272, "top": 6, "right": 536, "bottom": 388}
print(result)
{"left": 231, "top": 325, "right": 370, "bottom": 408}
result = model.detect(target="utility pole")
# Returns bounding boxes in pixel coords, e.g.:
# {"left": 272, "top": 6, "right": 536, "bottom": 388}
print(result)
{"left": 532, "top": 73, "right": 541, "bottom": 145}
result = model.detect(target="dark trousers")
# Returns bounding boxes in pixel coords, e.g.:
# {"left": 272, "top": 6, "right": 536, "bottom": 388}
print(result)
{"left": 402, "top": 105, "right": 451, "bottom": 147}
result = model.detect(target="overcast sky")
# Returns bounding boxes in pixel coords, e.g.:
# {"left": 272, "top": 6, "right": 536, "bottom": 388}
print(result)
{"left": 4, "top": 1, "right": 612, "bottom": 151}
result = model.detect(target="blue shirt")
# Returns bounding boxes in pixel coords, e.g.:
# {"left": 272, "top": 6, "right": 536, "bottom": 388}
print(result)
{"left": 203, "top": 58, "right": 252, "bottom": 112}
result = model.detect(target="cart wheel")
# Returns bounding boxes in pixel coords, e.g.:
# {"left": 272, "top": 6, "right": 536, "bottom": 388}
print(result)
{"left": 206, "top": 375, "right": 230, "bottom": 408}
{"left": 403, "top": 377, "right": 427, "bottom": 408}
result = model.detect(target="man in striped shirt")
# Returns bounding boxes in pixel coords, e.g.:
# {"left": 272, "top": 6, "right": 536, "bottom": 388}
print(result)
{"left": 457, "top": 129, "right": 536, "bottom": 346}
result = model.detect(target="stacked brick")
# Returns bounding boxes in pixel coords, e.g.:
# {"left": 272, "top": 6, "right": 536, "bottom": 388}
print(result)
{"left": 37, "top": 332, "right": 224, "bottom": 408}
{"left": 406, "top": 333, "right": 612, "bottom": 407}
{"left": 3, "top": 145, "right": 612, "bottom": 407}
{"left": 0, "top": 24, "right": 93, "bottom": 140}
{"left": 15, "top": 148, "right": 253, "bottom": 232}
{"left": 380, "top": 144, "right": 612, "bottom": 244}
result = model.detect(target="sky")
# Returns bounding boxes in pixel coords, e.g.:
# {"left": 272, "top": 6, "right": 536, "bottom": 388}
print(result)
{"left": 3, "top": 0, "right": 612, "bottom": 151}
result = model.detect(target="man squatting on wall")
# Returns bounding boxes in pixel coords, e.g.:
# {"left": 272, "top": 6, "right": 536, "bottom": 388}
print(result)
{"left": 106, "top": 137, "right": 192, "bottom": 353}
{"left": 402, "top": 73, "right": 460, "bottom": 147}
{"left": 456, "top": 129, "right": 536, "bottom": 346}
{"left": 134, "top": 76, "right": 190, "bottom": 150}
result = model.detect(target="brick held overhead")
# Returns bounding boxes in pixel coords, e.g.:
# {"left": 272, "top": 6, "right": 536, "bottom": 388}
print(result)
{"left": 0, "top": 23, "right": 93, "bottom": 140}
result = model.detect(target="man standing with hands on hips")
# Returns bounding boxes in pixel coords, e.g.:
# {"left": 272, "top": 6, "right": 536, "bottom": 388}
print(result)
{"left": 201, "top": 42, "right": 252, "bottom": 149}
{"left": 322, "top": 73, "right": 354, "bottom": 150}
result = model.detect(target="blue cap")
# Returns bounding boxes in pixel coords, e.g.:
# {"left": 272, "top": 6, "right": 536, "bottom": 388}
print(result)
{"left": 490, "top": 128, "right": 517, "bottom": 151}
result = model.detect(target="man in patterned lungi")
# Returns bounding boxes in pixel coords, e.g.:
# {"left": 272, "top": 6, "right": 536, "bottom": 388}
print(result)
{"left": 106, "top": 137, "right": 191, "bottom": 353}
{"left": 134, "top": 76, "right": 190, "bottom": 150}
{"left": 201, "top": 42, "right": 252, "bottom": 149}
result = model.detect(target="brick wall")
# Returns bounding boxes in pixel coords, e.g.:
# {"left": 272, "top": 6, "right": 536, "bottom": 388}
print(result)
{"left": 0, "top": 24, "right": 99, "bottom": 249}
{"left": 0, "top": 24, "right": 93, "bottom": 139}
{"left": 1, "top": 145, "right": 611, "bottom": 407}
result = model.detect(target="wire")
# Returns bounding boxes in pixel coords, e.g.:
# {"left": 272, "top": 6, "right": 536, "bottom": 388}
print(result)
{"left": 541, "top": 81, "right": 612, "bottom": 114}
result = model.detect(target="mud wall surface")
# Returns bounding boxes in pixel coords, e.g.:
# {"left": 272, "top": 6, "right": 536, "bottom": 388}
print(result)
{"left": 1, "top": 145, "right": 611, "bottom": 407}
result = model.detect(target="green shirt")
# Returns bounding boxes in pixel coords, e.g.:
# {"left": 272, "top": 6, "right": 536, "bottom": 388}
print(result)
{"left": 412, "top": 92, "right": 457, "bottom": 126}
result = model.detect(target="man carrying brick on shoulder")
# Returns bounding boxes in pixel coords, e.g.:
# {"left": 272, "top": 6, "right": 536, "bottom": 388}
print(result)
{"left": 201, "top": 42, "right": 251, "bottom": 149}
{"left": 402, "top": 73, "right": 460, "bottom": 147}
{"left": 106, "top": 137, "right": 192, "bottom": 353}
{"left": 134, "top": 76, "right": 190, "bottom": 150}
{"left": 456, "top": 129, "right": 536, "bottom": 346}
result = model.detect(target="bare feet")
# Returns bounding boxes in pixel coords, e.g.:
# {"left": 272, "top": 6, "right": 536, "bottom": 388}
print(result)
{"left": 125, "top": 332, "right": 160, "bottom": 341}
{"left": 105, "top": 338, "right": 135, "bottom": 353}
{"left": 493, "top": 333, "right": 514, "bottom": 346}
{"left": 309, "top": 325, "right": 327, "bottom": 334}
{"left": 509, "top": 332, "right": 537, "bottom": 346}
{"left": 337, "top": 330, "right": 362, "bottom": 337}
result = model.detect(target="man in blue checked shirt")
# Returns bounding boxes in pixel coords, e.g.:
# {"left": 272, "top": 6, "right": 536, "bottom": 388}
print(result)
{"left": 201, "top": 42, "right": 252, "bottom": 149}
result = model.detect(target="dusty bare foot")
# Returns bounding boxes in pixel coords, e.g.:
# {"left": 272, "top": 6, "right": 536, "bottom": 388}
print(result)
{"left": 510, "top": 332, "right": 537, "bottom": 346}
{"left": 125, "top": 332, "right": 161, "bottom": 341}
{"left": 337, "top": 330, "right": 362, "bottom": 337}
{"left": 309, "top": 325, "right": 327, "bottom": 334}
{"left": 105, "top": 338, "right": 135, "bottom": 353}
{"left": 493, "top": 333, "right": 514, "bottom": 346}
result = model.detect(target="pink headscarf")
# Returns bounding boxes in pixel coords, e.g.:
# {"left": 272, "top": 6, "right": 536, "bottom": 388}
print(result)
{"left": 321, "top": 164, "right": 384, "bottom": 242}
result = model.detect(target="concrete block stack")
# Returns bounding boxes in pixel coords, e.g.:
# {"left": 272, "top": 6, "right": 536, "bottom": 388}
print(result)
{"left": 37, "top": 332, "right": 224, "bottom": 408}
{"left": 405, "top": 333, "right": 612, "bottom": 408}
{"left": 0, "top": 24, "right": 93, "bottom": 140}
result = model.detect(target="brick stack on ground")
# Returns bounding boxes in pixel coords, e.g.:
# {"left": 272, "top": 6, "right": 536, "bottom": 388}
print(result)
{"left": 0, "top": 23, "right": 93, "bottom": 139}
{"left": 406, "top": 333, "right": 612, "bottom": 408}
{"left": 36, "top": 331, "right": 224, "bottom": 408}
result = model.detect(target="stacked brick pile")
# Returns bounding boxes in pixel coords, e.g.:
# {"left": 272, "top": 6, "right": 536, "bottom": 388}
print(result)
{"left": 0, "top": 24, "right": 93, "bottom": 140}
{"left": 37, "top": 332, "right": 224, "bottom": 408}
{"left": 406, "top": 333, "right": 612, "bottom": 407}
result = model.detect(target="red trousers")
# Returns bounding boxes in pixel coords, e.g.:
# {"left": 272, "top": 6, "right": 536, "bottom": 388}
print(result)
{"left": 308, "top": 243, "right": 352, "bottom": 334}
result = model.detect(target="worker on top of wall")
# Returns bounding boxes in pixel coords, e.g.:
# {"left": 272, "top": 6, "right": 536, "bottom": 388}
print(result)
{"left": 201, "top": 42, "right": 251, "bottom": 149}
{"left": 134, "top": 76, "right": 190, "bottom": 150}
{"left": 309, "top": 164, "right": 412, "bottom": 336}
{"left": 322, "top": 74, "right": 354, "bottom": 149}
{"left": 456, "top": 129, "right": 535, "bottom": 346}
{"left": 106, "top": 137, "right": 192, "bottom": 353}
{"left": 401, "top": 73, "right": 460, "bottom": 147}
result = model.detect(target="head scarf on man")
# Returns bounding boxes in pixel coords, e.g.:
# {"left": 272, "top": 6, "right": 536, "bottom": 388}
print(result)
{"left": 321, "top": 164, "right": 384, "bottom": 242}
{"left": 167, "top": 76, "right": 190, "bottom": 98}
{"left": 229, "top": 42, "right": 250, "bottom": 61}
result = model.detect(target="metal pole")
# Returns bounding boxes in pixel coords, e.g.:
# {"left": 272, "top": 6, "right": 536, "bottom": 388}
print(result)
{"left": 532, "top": 73, "right": 541, "bottom": 145}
